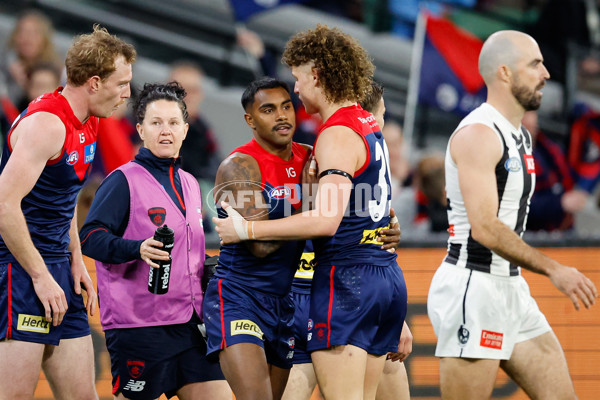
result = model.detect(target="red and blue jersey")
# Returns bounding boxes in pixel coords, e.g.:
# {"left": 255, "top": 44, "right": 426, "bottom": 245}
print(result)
{"left": 216, "top": 139, "right": 309, "bottom": 296}
{"left": 0, "top": 88, "right": 99, "bottom": 262}
{"left": 312, "top": 104, "right": 396, "bottom": 267}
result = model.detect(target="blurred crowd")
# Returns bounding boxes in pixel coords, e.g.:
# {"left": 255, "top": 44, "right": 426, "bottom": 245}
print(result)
{"left": 3, "top": 1, "right": 600, "bottom": 240}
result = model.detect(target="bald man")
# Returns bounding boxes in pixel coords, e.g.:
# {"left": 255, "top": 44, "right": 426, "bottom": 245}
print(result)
{"left": 427, "top": 30, "right": 598, "bottom": 399}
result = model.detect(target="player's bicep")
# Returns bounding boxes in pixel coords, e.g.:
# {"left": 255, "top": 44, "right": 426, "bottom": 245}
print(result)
{"left": 451, "top": 125, "right": 503, "bottom": 228}
{"left": 0, "top": 113, "right": 65, "bottom": 203}
{"left": 214, "top": 153, "right": 267, "bottom": 220}
{"left": 314, "top": 126, "right": 364, "bottom": 176}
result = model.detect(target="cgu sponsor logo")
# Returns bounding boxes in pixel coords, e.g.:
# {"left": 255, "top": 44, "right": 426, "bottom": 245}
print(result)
{"left": 17, "top": 314, "right": 50, "bottom": 333}
{"left": 231, "top": 319, "right": 264, "bottom": 339}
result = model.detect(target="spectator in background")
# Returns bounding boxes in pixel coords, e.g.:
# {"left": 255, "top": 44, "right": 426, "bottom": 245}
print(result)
{"left": 523, "top": 111, "right": 588, "bottom": 231}
{"left": 0, "top": 9, "right": 61, "bottom": 107}
{"left": 168, "top": 61, "right": 221, "bottom": 184}
{"left": 21, "top": 61, "right": 61, "bottom": 110}
{"left": 414, "top": 154, "right": 449, "bottom": 232}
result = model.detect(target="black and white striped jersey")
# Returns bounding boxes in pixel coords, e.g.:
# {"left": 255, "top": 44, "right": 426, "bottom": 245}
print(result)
{"left": 444, "top": 103, "right": 535, "bottom": 276}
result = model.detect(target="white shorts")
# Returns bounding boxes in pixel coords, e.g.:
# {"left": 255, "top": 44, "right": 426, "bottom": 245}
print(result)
{"left": 427, "top": 263, "right": 551, "bottom": 360}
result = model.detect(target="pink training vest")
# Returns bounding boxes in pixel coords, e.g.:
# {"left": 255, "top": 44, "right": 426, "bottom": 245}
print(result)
{"left": 96, "top": 161, "right": 205, "bottom": 330}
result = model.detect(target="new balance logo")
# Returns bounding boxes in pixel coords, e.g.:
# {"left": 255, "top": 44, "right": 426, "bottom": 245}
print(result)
{"left": 123, "top": 379, "right": 146, "bottom": 392}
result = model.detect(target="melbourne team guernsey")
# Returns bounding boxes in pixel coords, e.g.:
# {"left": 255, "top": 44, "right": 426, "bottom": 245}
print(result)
{"left": 444, "top": 103, "right": 535, "bottom": 276}
{"left": 312, "top": 104, "right": 396, "bottom": 267}
{"left": 216, "top": 139, "right": 309, "bottom": 296}
{"left": 0, "top": 88, "right": 98, "bottom": 261}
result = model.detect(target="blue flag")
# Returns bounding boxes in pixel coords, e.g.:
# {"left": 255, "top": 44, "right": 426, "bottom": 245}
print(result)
{"left": 418, "top": 15, "right": 486, "bottom": 116}
{"left": 229, "top": 0, "right": 309, "bottom": 22}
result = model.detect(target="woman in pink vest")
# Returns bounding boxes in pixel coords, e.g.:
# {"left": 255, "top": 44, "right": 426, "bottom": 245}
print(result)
{"left": 80, "top": 82, "right": 230, "bottom": 400}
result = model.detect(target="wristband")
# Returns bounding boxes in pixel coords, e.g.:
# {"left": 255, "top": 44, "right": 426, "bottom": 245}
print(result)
{"left": 223, "top": 205, "right": 249, "bottom": 240}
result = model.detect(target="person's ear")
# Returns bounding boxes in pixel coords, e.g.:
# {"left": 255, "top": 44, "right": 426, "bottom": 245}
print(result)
{"left": 244, "top": 113, "right": 255, "bottom": 130}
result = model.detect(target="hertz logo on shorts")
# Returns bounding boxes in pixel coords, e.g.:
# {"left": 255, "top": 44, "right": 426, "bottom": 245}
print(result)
{"left": 17, "top": 314, "right": 50, "bottom": 333}
{"left": 360, "top": 225, "right": 390, "bottom": 245}
{"left": 231, "top": 319, "right": 264, "bottom": 339}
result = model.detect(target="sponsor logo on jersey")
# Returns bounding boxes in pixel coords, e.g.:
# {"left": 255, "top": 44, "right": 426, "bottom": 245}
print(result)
{"left": 504, "top": 157, "right": 521, "bottom": 172}
{"left": 84, "top": 142, "right": 96, "bottom": 164}
{"left": 66, "top": 150, "right": 79, "bottom": 166}
{"left": 231, "top": 319, "right": 264, "bottom": 339}
{"left": 268, "top": 185, "right": 292, "bottom": 200}
{"left": 359, "top": 226, "right": 388, "bottom": 245}
{"left": 123, "top": 379, "right": 146, "bottom": 392}
{"left": 480, "top": 329, "right": 503, "bottom": 349}
{"left": 295, "top": 252, "right": 315, "bottom": 279}
{"left": 448, "top": 224, "right": 455, "bottom": 237}
{"left": 17, "top": 314, "right": 50, "bottom": 333}
{"left": 127, "top": 360, "right": 145, "bottom": 378}
{"left": 357, "top": 114, "right": 376, "bottom": 124}
{"left": 287, "top": 337, "right": 295, "bottom": 349}
{"left": 523, "top": 154, "right": 535, "bottom": 174}
{"left": 148, "top": 207, "right": 166, "bottom": 226}
{"left": 307, "top": 319, "right": 313, "bottom": 331}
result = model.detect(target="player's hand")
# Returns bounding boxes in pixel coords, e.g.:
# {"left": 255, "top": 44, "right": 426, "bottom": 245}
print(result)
{"left": 301, "top": 154, "right": 318, "bottom": 202}
{"left": 31, "top": 271, "right": 68, "bottom": 326}
{"left": 71, "top": 256, "right": 98, "bottom": 316}
{"left": 378, "top": 208, "right": 401, "bottom": 253}
{"left": 387, "top": 321, "right": 413, "bottom": 362}
{"left": 213, "top": 202, "right": 251, "bottom": 244}
{"left": 140, "top": 237, "right": 170, "bottom": 269}
{"left": 549, "top": 264, "right": 598, "bottom": 310}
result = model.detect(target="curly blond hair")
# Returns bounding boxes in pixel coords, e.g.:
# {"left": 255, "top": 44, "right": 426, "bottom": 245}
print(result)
{"left": 65, "top": 25, "right": 136, "bottom": 86}
{"left": 282, "top": 24, "right": 374, "bottom": 104}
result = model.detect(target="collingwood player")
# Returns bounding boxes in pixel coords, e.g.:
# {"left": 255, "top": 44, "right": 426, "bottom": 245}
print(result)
{"left": 427, "top": 30, "right": 598, "bottom": 399}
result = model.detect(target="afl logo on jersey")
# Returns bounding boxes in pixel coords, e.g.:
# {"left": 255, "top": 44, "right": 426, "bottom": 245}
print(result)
{"left": 504, "top": 157, "right": 521, "bottom": 172}
{"left": 66, "top": 150, "right": 79, "bottom": 165}
{"left": 268, "top": 186, "right": 291, "bottom": 199}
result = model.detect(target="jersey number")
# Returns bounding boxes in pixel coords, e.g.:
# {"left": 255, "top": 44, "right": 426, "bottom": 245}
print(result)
{"left": 368, "top": 141, "right": 391, "bottom": 222}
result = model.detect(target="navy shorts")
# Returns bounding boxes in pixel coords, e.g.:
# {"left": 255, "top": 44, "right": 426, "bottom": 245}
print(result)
{"left": 0, "top": 260, "right": 90, "bottom": 345}
{"left": 290, "top": 291, "right": 312, "bottom": 364}
{"left": 307, "top": 262, "right": 407, "bottom": 355}
{"left": 105, "top": 313, "right": 224, "bottom": 399}
{"left": 203, "top": 278, "right": 295, "bottom": 369}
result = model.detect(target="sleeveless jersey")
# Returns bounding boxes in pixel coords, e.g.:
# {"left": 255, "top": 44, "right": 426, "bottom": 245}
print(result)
{"left": 312, "top": 105, "right": 397, "bottom": 267}
{"left": 291, "top": 241, "right": 314, "bottom": 295}
{"left": 216, "top": 139, "right": 309, "bottom": 296}
{"left": 444, "top": 103, "right": 535, "bottom": 276}
{"left": 0, "top": 88, "right": 99, "bottom": 261}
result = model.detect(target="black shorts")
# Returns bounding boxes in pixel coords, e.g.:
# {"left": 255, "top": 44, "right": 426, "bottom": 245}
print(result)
{"left": 105, "top": 313, "right": 225, "bottom": 399}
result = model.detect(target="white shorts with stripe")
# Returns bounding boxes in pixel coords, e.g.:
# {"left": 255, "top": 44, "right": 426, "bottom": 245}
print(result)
{"left": 427, "top": 262, "right": 551, "bottom": 360}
